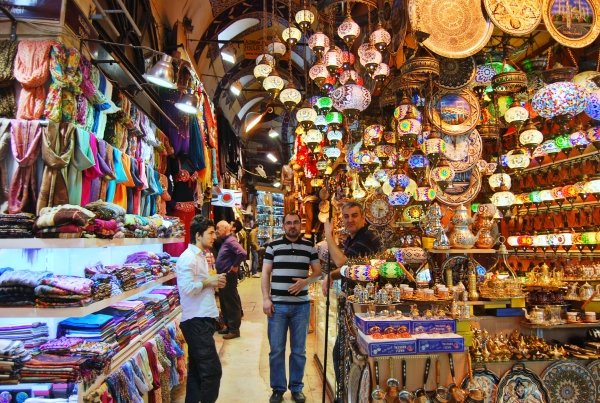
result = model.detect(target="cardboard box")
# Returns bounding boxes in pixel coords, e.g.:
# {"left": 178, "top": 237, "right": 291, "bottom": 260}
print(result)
{"left": 357, "top": 331, "right": 418, "bottom": 357}
{"left": 412, "top": 319, "right": 456, "bottom": 334}
{"left": 355, "top": 313, "right": 412, "bottom": 335}
{"left": 415, "top": 333, "right": 465, "bottom": 353}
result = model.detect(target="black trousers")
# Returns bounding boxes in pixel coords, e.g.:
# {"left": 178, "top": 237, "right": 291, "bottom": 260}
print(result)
{"left": 220, "top": 272, "right": 242, "bottom": 333}
{"left": 179, "top": 317, "right": 222, "bottom": 403}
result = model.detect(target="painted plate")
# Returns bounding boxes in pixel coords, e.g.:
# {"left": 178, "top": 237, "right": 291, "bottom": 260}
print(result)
{"left": 541, "top": 361, "right": 596, "bottom": 403}
{"left": 542, "top": 0, "right": 600, "bottom": 48}
{"left": 497, "top": 363, "right": 549, "bottom": 403}
{"left": 443, "top": 129, "right": 483, "bottom": 173}
{"left": 408, "top": 0, "right": 494, "bottom": 58}
{"left": 347, "top": 362, "right": 361, "bottom": 403}
{"left": 586, "top": 360, "right": 600, "bottom": 402}
{"left": 427, "top": 89, "right": 481, "bottom": 136}
{"left": 484, "top": 0, "right": 543, "bottom": 36}
{"left": 461, "top": 364, "right": 500, "bottom": 403}
{"left": 439, "top": 56, "right": 477, "bottom": 90}
{"left": 358, "top": 363, "right": 371, "bottom": 403}
{"left": 429, "top": 167, "right": 482, "bottom": 206}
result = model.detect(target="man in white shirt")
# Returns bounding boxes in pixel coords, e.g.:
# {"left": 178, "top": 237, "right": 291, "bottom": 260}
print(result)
{"left": 177, "top": 216, "right": 227, "bottom": 403}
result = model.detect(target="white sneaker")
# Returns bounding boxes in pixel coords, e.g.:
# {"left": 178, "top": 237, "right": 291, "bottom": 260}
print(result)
{"left": 251, "top": 273, "right": 261, "bottom": 278}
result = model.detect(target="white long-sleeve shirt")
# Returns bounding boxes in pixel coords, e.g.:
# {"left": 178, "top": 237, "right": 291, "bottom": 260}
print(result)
{"left": 176, "top": 244, "right": 219, "bottom": 322}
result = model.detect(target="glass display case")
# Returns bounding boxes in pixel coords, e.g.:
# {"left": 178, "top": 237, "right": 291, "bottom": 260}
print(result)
{"left": 256, "top": 191, "right": 285, "bottom": 245}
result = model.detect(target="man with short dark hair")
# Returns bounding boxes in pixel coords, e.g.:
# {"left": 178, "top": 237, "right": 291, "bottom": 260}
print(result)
{"left": 262, "top": 212, "right": 322, "bottom": 403}
{"left": 176, "top": 216, "right": 227, "bottom": 403}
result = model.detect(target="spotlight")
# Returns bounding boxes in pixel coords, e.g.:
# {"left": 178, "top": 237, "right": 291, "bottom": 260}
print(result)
{"left": 144, "top": 55, "right": 176, "bottom": 88}
{"left": 220, "top": 44, "right": 236, "bottom": 64}
{"left": 230, "top": 80, "right": 242, "bottom": 96}
{"left": 267, "top": 153, "right": 278, "bottom": 162}
{"left": 269, "top": 127, "right": 279, "bottom": 138}
{"left": 174, "top": 88, "right": 199, "bottom": 114}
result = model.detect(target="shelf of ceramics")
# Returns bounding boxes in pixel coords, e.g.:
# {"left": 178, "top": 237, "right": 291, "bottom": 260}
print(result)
{"left": 508, "top": 149, "right": 598, "bottom": 175}
{"left": 0, "top": 237, "right": 185, "bottom": 249}
{"left": 458, "top": 300, "right": 510, "bottom": 306}
{"left": 79, "top": 306, "right": 182, "bottom": 403}
{"left": 506, "top": 249, "right": 600, "bottom": 256}
{"left": 426, "top": 248, "right": 497, "bottom": 254}
{"left": 1, "top": 272, "right": 176, "bottom": 317}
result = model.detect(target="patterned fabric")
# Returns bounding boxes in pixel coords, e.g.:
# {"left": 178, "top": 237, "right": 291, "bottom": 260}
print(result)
{"left": 0, "top": 119, "right": 11, "bottom": 207}
{"left": 68, "top": 128, "right": 95, "bottom": 206}
{"left": 44, "top": 43, "right": 82, "bottom": 123}
{"left": 39, "top": 275, "right": 93, "bottom": 294}
{"left": 8, "top": 120, "right": 43, "bottom": 214}
{"left": 39, "top": 336, "right": 84, "bottom": 353}
{"left": 13, "top": 40, "right": 52, "bottom": 120}
{"left": 0, "top": 40, "right": 18, "bottom": 118}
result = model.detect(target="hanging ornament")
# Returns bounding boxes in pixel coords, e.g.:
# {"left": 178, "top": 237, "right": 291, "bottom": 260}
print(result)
{"left": 430, "top": 157, "right": 455, "bottom": 191}
{"left": 315, "top": 115, "right": 328, "bottom": 133}
{"left": 309, "top": 59, "right": 329, "bottom": 88}
{"left": 504, "top": 99, "right": 529, "bottom": 133}
{"left": 325, "top": 45, "right": 343, "bottom": 76}
{"left": 297, "top": 105, "right": 317, "bottom": 130}
{"left": 279, "top": 81, "right": 302, "bottom": 112}
{"left": 519, "top": 120, "right": 543, "bottom": 153}
{"left": 373, "top": 62, "right": 390, "bottom": 86}
{"left": 295, "top": 8, "right": 314, "bottom": 32}
{"left": 370, "top": 22, "right": 391, "bottom": 52}
{"left": 337, "top": 13, "right": 360, "bottom": 48}
{"left": 282, "top": 26, "right": 302, "bottom": 46}
{"left": 421, "top": 130, "right": 446, "bottom": 167}
{"left": 263, "top": 70, "right": 284, "bottom": 98}
{"left": 308, "top": 31, "right": 329, "bottom": 58}
{"left": 359, "top": 44, "right": 382, "bottom": 75}
{"left": 331, "top": 78, "right": 372, "bottom": 122}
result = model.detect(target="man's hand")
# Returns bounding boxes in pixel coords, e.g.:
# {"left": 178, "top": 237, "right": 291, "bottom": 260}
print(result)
{"left": 229, "top": 266, "right": 239, "bottom": 273}
{"left": 321, "top": 275, "right": 329, "bottom": 296}
{"left": 263, "top": 298, "right": 275, "bottom": 317}
{"left": 204, "top": 273, "right": 227, "bottom": 289}
{"left": 288, "top": 278, "right": 308, "bottom": 295}
{"left": 324, "top": 218, "right": 334, "bottom": 237}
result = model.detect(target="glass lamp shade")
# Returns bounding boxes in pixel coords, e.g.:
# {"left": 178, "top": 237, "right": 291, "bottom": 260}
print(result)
{"left": 562, "top": 232, "right": 573, "bottom": 247}
{"left": 562, "top": 185, "right": 577, "bottom": 199}
{"left": 514, "top": 193, "right": 527, "bottom": 205}
{"left": 331, "top": 82, "right": 372, "bottom": 121}
{"left": 357, "top": 43, "right": 370, "bottom": 58}
{"left": 584, "top": 178, "right": 600, "bottom": 194}
{"left": 547, "top": 233, "right": 565, "bottom": 247}
{"left": 488, "top": 172, "right": 512, "bottom": 191}
{"left": 585, "top": 89, "right": 600, "bottom": 120}
{"left": 309, "top": 61, "right": 329, "bottom": 88}
{"left": 352, "top": 188, "right": 366, "bottom": 199}
{"left": 519, "top": 125, "right": 544, "bottom": 152}
{"left": 504, "top": 101, "right": 529, "bottom": 130}
{"left": 403, "top": 205, "right": 424, "bottom": 221}
{"left": 356, "top": 148, "right": 378, "bottom": 165}
{"left": 397, "top": 117, "right": 422, "bottom": 146}
{"left": 254, "top": 62, "right": 272, "bottom": 83}
{"left": 359, "top": 45, "right": 382, "bottom": 74}
{"left": 539, "top": 189, "right": 554, "bottom": 202}
{"left": 308, "top": 31, "right": 329, "bottom": 57}
{"left": 422, "top": 136, "right": 447, "bottom": 163}
{"left": 551, "top": 187, "right": 565, "bottom": 200}
{"left": 297, "top": 107, "right": 318, "bottom": 130}
{"left": 256, "top": 53, "right": 276, "bottom": 68}
{"left": 373, "top": 62, "right": 390, "bottom": 84}
{"left": 370, "top": 24, "right": 391, "bottom": 52}
{"left": 279, "top": 84, "right": 302, "bottom": 111}
{"left": 325, "top": 46, "right": 343, "bottom": 74}
{"left": 415, "top": 187, "right": 437, "bottom": 203}
{"left": 490, "top": 191, "right": 516, "bottom": 207}
{"left": 506, "top": 148, "right": 530, "bottom": 172}
{"left": 301, "top": 129, "right": 323, "bottom": 151}
{"left": 587, "top": 125, "right": 600, "bottom": 150}
{"left": 314, "top": 96, "right": 333, "bottom": 115}
{"left": 507, "top": 236, "right": 519, "bottom": 247}
{"left": 315, "top": 115, "right": 328, "bottom": 133}
{"left": 340, "top": 70, "right": 362, "bottom": 85}
{"left": 263, "top": 73, "right": 285, "bottom": 98}
{"left": 327, "top": 129, "right": 343, "bottom": 145}
{"left": 541, "top": 138, "right": 561, "bottom": 155}
{"left": 394, "top": 104, "right": 422, "bottom": 122}
{"left": 389, "top": 174, "right": 410, "bottom": 190}
{"left": 282, "top": 26, "right": 302, "bottom": 46}
{"left": 574, "top": 180, "right": 588, "bottom": 198}
{"left": 342, "top": 51, "right": 355, "bottom": 70}
{"left": 174, "top": 88, "right": 199, "bottom": 114}
{"left": 363, "top": 124, "right": 384, "bottom": 148}
{"left": 326, "top": 112, "right": 343, "bottom": 129}
{"left": 267, "top": 38, "right": 287, "bottom": 60}
{"left": 570, "top": 128, "right": 590, "bottom": 151}
{"left": 374, "top": 144, "right": 395, "bottom": 164}
{"left": 325, "top": 146, "right": 341, "bottom": 161}
{"left": 533, "top": 234, "right": 550, "bottom": 248}
{"left": 531, "top": 82, "right": 589, "bottom": 119}
{"left": 528, "top": 191, "right": 542, "bottom": 203}
{"left": 373, "top": 168, "right": 389, "bottom": 183}
{"left": 295, "top": 9, "right": 314, "bottom": 31}
{"left": 408, "top": 152, "right": 429, "bottom": 170}
{"left": 582, "top": 232, "right": 598, "bottom": 245}
{"left": 517, "top": 235, "right": 534, "bottom": 248}
{"left": 431, "top": 163, "right": 456, "bottom": 190}
{"left": 389, "top": 191, "right": 411, "bottom": 206}
{"left": 337, "top": 15, "right": 360, "bottom": 47}
{"left": 364, "top": 174, "right": 381, "bottom": 188}
{"left": 316, "top": 159, "right": 328, "bottom": 171}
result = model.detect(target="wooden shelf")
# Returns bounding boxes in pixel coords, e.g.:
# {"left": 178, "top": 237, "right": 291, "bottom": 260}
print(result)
{"left": 520, "top": 320, "right": 600, "bottom": 329}
{"left": 0, "top": 237, "right": 184, "bottom": 249}
{"left": 0, "top": 272, "right": 176, "bottom": 317}
{"left": 426, "top": 248, "right": 497, "bottom": 254}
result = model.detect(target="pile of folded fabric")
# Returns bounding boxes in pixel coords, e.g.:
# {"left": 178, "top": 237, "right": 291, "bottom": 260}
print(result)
{"left": 125, "top": 251, "right": 173, "bottom": 278}
{"left": 0, "top": 323, "right": 49, "bottom": 352}
{"left": 98, "top": 300, "right": 145, "bottom": 339}
{"left": 35, "top": 275, "right": 94, "bottom": 308}
{"left": 57, "top": 314, "right": 117, "bottom": 345}
{"left": 84, "top": 263, "right": 124, "bottom": 297}
{"left": 109, "top": 265, "right": 137, "bottom": 291}
{"left": 149, "top": 286, "right": 179, "bottom": 313}
{"left": 33, "top": 205, "right": 96, "bottom": 238}
{"left": 161, "top": 216, "right": 183, "bottom": 238}
{"left": 0, "top": 213, "right": 35, "bottom": 238}
{"left": 0, "top": 268, "right": 53, "bottom": 307}
{"left": 136, "top": 293, "right": 168, "bottom": 320}
{"left": 122, "top": 214, "right": 155, "bottom": 238}
{"left": 89, "top": 274, "right": 113, "bottom": 300}
{"left": 122, "top": 264, "right": 149, "bottom": 287}
{"left": 111, "top": 317, "right": 131, "bottom": 351}
{"left": 85, "top": 201, "right": 126, "bottom": 239}
{"left": 0, "top": 339, "right": 31, "bottom": 384}
{"left": 21, "top": 353, "right": 86, "bottom": 383}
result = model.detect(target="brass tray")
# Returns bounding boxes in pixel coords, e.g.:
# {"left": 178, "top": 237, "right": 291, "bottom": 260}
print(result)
{"left": 542, "top": 0, "right": 600, "bottom": 48}
{"left": 408, "top": 0, "right": 494, "bottom": 58}
{"left": 438, "top": 56, "right": 477, "bottom": 90}
{"left": 484, "top": 0, "right": 543, "bottom": 36}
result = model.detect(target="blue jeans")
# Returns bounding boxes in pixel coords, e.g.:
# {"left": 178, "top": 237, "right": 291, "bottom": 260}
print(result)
{"left": 251, "top": 249, "right": 259, "bottom": 274}
{"left": 267, "top": 302, "right": 311, "bottom": 393}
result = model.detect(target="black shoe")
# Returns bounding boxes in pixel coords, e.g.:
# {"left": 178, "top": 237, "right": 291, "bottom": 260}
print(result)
{"left": 217, "top": 329, "right": 229, "bottom": 335}
{"left": 291, "top": 392, "right": 306, "bottom": 403}
{"left": 269, "top": 392, "right": 284, "bottom": 403}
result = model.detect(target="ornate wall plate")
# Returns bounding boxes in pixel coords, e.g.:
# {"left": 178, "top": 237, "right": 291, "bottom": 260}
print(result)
{"left": 484, "top": 0, "right": 542, "bottom": 36}
{"left": 496, "top": 363, "right": 549, "bottom": 403}
{"left": 364, "top": 192, "right": 395, "bottom": 226}
{"left": 586, "top": 360, "right": 600, "bottom": 402}
{"left": 429, "top": 166, "right": 482, "bottom": 206}
{"left": 427, "top": 89, "right": 481, "bottom": 136}
{"left": 460, "top": 364, "right": 500, "bottom": 403}
{"left": 439, "top": 56, "right": 477, "bottom": 90}
{"left": 541, "top": 361, "right": 596, "bottom": 403}
{"left": 357, "top": 363, "right": 371, "bottom": 403}
{"left": 542, "top": 0, "right": 600, "bottom": 48}
{"left": 408, "top": 0, "right": 494, "bottom": 58}
{"left": 443, "top": 129, "right": 482, "bottom": 173}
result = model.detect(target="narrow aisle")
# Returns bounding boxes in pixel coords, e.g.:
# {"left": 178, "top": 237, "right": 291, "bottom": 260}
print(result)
{"left": 172, "top": 276, "right": 332, "bottom": 403}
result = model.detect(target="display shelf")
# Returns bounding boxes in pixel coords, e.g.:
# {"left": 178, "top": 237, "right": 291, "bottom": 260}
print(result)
{"left": 515, "top": 199, "right": 599, "bottom": 214}
{"left": 1, "top": 272, "right": 176, "bottom": 317}
{"left": 426, "top": 248, "right": 497, "bottom": 254}
{"left": 505, "top": 249, "right": 600, "bottom": 256}
{"left": 508, "top": 149, "right": 598, "bottom": 175}
{"left": 0, "top": 237, "right": 185, "bottom": 249}
{"left": 564, "top": 278, "right": 600, "bottom": 282}
{"left": 520, "top": 320, "right": 600, "bottom": 329}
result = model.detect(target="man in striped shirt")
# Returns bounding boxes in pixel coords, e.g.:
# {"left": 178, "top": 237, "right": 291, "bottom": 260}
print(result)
{"left": 261, "top": 212, "right": 322, "bottom": 403}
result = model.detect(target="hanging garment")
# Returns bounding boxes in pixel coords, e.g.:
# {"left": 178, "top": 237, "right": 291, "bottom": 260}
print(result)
{"left": 0, "top": 40, "right": 19, "bottom": 118}
{"left": 105, "top": 147, "right": 128, "bottom": 203}
{"left": 14, "top": 40, "right": 52, "bottom": 120}
{"left": 68, "top": 128, "right": 95, "bottom": 206}
{"left": 9, "top": 120, "right": 43, "bottom": 214}
{"left": 188, "top": 115, "right": 206, "bottom": 171}
{"left": 44, "top": 43, "right": 82, "bottom": 123}
{"left": 81, "top": 133, "right": 103, "bottom": 206}
{"left": 95, "top": 141, "right": 115, "bottom": 202}
{"left": 160, "top": 90, "right": 189, "bottom": 155}
{"left": 0, "top": 119, "right": 11, "bottom": 208}
{"left": 156, "top": 174, "right": 170, "bottom": 216}
{"left": 112, "top": 151, "right": 134, "bottom": 209}
{"left": 37, "top": 122, "right": 75, "bottom": 213}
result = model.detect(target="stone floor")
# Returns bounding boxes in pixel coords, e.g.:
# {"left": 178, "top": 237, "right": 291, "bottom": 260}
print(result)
{"left": 171, "top": 274, "right": 332, "bottom": 403}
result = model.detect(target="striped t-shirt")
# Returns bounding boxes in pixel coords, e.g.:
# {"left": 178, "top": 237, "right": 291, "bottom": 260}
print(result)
{"left": 264, "top": 236, "right": 319, "bottom": 304}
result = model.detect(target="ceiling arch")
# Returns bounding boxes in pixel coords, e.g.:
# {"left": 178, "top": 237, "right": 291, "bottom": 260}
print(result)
{"left": 237, "top": 96, "right": 264, "bottom": 120}
{"left": 217, "top": 18, "right": 261, "bottom": 48}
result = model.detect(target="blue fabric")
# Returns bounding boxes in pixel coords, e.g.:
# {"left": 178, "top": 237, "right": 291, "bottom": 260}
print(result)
{"left": 267, "top": 303, "right": 311, "bottom": 393}
{"left": 189, "top": 115, "right": 206, "bottom": 171}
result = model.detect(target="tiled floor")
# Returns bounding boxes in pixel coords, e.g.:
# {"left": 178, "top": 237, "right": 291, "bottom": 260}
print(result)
{"left": 171, "top": 274, "right": 332, "bottom": 403}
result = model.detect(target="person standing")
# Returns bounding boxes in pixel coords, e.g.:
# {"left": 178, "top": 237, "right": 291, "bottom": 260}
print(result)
{"left": 262, "top": 212, "right": 322, "bottom": 403}
{"left": 176, "top": 216, "right": 227, "bottom": 403}
{"left": 215, "top": 220, "right": 247, "bottom": 339}
{"left": 250, "top": 223, "right": 260, "bottom": 278}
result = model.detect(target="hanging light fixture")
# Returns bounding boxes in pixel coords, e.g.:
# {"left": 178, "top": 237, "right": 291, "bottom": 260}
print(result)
{"left": 373, "top": 62, "right": 390, "bottom": 86}
{"left": 309, "top": 59, "right": 329, "bottom": 88}
{"left": 315, "top": 115, "right": 328, "bottom": 133}
{"left": 220, "top": 43, "right": 237, "bottom": 64}
{"left": 325, "top": 45, "right": 343, "bottom": 76}
{"left": 504, "top": 99, "right": 529, "bottom": 133}
{"left": 341, "top": 50, "right": 355, "bottom": 70}
{"left": 295, "top": 0, "right": 314, "bottom": 32}
{"left": 327, "top": 130, "right": 343, "bottom": 146}
{"left": 263, "top": 70, "right": 285, "bottom": 99}
{"left": 331, "top": 77, "right": 371, "bottom": 122}
{"left": 370, "top": 22, "right": 391, "bottom": 52}
{"left": 230, "top": 80, "right": 243, "bottom": 96}
{"left": 326, "top": 112, "right": 343, "bottom": 130}
{"left": 325, "top": 145, "right": 341, "bottom": 162}
{"left": 360, "top": 43, "right": 382, "bottom": 75}
{"left": 519, "top": 120, "right": 543, "bottom": 153}
{"left": 314, "top": 96, "right": 333, "bottom": 115}
{"left": 397, "top": 104, "right": 421, "bottom": 148}
{"left": 297, "top": 103, "right": 318, "bottom": 130}
{"left": 279, "top": 81, "right": 302, "bottom": 112}
{"left": 570, "top": 124, "right": 590, "bottom": 154}
{"left": 254, "top": 58, "right": 272, "bottom": 83}
{"left": 268, "top": 37, "right": 287, "bottom": 61}
{"left": 283, "top": 0, "right": 302, "bottom": 46}
{"left": 174, "top": 87, "right": 199, "bottom": 114}
{"left": 308, "top": 31, "right": 329, "bottom": 59}
{"left": 431, "top": 157, "right": 455, "bottom": 191}
{"left": 339, "top": 70, "right": 362, "bottom": 86}
{"left": 421, "top": 130, "right": 446, "bottom": 167}
{"left": 268, "top": 125, "right": 279, "bottom": 138}
{"left": 144, "top": 55, "right": 176, "bottom": 88}
{"left": 302, "top": 129, "right": 323, "bottom": 152}
{"left": 506, "top": 147, "right": 530, "bottom": 176}
{"left": 337, "top": 8, "right": 360, "bottom": 48}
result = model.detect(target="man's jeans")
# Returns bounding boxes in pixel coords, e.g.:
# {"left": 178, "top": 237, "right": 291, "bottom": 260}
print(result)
{"left": 179, "top": 317, "right": 222, "bottom": 403}
{"left": 251, "top": 249, "right": 259, "bottom": 274}
{"left": 267, "top": 302, "right": 311, "bottom": 393}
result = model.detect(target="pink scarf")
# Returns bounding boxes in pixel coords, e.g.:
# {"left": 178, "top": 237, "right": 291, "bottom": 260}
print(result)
{"left": 9, "top": 120, "right": 43, "bottom": 213}
{"left": 81, "top": 132, "right": 103, "bottom": 205}
{"left": 13, "top": 40, "right": 52, "bottom": 120}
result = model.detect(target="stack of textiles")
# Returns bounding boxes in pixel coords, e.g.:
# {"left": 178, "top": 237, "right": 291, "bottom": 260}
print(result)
{"left": 84, "top": 263, "right": 124, "bottom": 297}
{"left": 21, "top": 354, "right": 86, "bottom": 383}
{"left": 114, "top": 300, "right": 148, "bottom": 333}
{"left": 111, "top": 317, "right": 131, "bottom": 351}
{"left": 161, "top": 216, "right": 183, "bottom": 238}
{"left": 122, "top": 214, "right": 155, "bottom": 238}
{"left": 133, "top": 299, "right": 157, "bottom": 328}
{"left": 0, "top": 268, "right": 53, "bottom": 306}
{"left": 0, "top": 340, "right": 31, "bottom": 384}
{"left": 89, "top": 274, "right": 113, "bottom": 300}
{"left": 148, "top": 286, "right": 179, "bottom": 313}
{"left": 107, "top": 265, "right": 137, "bottom": 291}
{"left": 84, "top": 201, "right": 126, "bottom": 238}
{"left": 98, "top": 300, "right": 145, "bottom": 338}
{"left": 35, "top": 275, "right": 94, "bottom": 307}
{"left": 136, "top": 293, "right": 168, "bottom": 320}
{"left": 57, "top": 314, "right": 117, "bottom": 345}
{"left": 0, "top": 323, "right": 49, "bottom": 352}
{"left": 123, "top": 264, "right": 149, "bottom": 287}
{"left": 125, "top": 251, "right": 173, "bottom": 278}
{"left": 33, "top": 205, "right": 95, "bottom": 238}
{"left": 0, "top": 213, "right": 35, "bottom": 238}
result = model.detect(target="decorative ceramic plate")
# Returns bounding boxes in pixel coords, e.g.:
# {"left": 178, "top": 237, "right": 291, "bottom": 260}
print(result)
{"left": 443, "top": 129, "right": 483, "bottom": 173}
{"left": 439, "top": 56, "right": 477, "bottom": 90}
{"left": 586, "top": 360, "right": 600, "bottom": 402}
{"left": 461, "top": 364, "right": 500, "bottom": 403}
{"left": 542, "top": 0, "right": 600, "bottom": 48}
{"left": 429, "top": 167, "right": 482, "bottom": 206}
{"left": 484, "top": 0, "right": 542, "bottom": 36}
{"left": 541, "top": 361, "right": 596, "bottom": 403}
{"left": 347, "top": 362, "right": 361, "bottom": 403}
{"left": 497, "top": 363, "right": 549, "bottom": 403}
{"left": 427, "top": 89, "right": 481, "bottom": 136}
{"left": 408, "top": 0, "right": 494, "bottom": 58}
{"left": 358, "top": 363, "right": 371, "bottom": 403}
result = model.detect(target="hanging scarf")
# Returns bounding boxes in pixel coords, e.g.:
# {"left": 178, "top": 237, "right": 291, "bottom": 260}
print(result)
{"left": 188, "top": 115, "right": 206, "bottom": 171}
{"left": 0, "top": 119, "right": 11, "bottom": 208}
{"left": 14, "top": 40, "right": 52, "bottom": 120}
{"left": 37, "top": 122, "right": 75, "bottom": 213}
{"left": 44, "top": 43, "right": 82, "bottom": 123}
{"left": 68, "top": 128, "right": 95, "bottom": 206}
{"left": 9, "top": 119, "right": 43, "bottom": 213}
{"left": 0, "top": 40, "right": 19, "bottom": 118}
{"left": 81, "top": 133, "right": 103, "bottom": 205}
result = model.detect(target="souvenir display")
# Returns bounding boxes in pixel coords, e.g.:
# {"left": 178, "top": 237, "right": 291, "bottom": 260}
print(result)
{"left": 541, "top": 361, "right": 596, "bottom": 403}
{"left": 460, "top": 364, "right": 500, "bottom": 403}
{"left": 429, "top": 167, "right": 482, "bottom": 206}
{"left": 586, "top": 360, "right": 600, "bottom": 401}
{"left": 428, "top": 89, "right": 481, "bottom": 136}
{"left": 542, "top": 0, "right": 600, "bottom": 48}
{"left": 438, "top": 56, "right": 477, "bottom": 90}
{"left": 496, "top": 364, "right": 550, "bottom": 403}
{"left": 364, "top": 192, "right": 395, "bottom": 226}
{"left": 483, "top": 0, "right": 543, "bottom": 35}
{"left": 443, "top": 129, "right": 483, "bottom": 172}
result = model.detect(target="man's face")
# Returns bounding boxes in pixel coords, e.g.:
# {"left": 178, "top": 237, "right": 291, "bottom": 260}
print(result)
{"left": 341, "top": 206, "right": 366, "bottom": 236}
{"left": 216, "top": 223, "right": 229, "bottom": 239}
{"left": 198, "top": 226, "right": 217, "bottom": 249}
{"left": 283, "top": 214, "right": 301, "bottom": 239}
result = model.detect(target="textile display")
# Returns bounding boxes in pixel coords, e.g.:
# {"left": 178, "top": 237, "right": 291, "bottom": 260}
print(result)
{"left": 0, "top": 40, "right": 18, "bottom": 118}
{"left": 44, "top": 43, "right": 82, "bottom": 123}
{"left": 13, "top": 40, "right": 52, "bottom": 120}
{"left": 0, "top": 118, "right": 11, "bottom": 208}
{"left": 8, "top": 120, "right": 43, "bottom": 214}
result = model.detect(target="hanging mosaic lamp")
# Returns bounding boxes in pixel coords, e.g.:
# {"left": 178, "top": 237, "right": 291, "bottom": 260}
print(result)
{"left": 587, "top": 124, "right": 600, "bottom": 151}
{"left": 397, "top": 105, "right": 422, "bottom": 148}
{"left": 569, "top": 125, "right": 590, "bottom": 154}
{"left": 531, "top": 82, "right": 589, "bottom": 119}
{"left": 254, "top": 58, "right": 272, "bottom": 83}
{"left": 309, "top": 59, "right": 329, "bottom": 88}
{"left": 415, "top": 187, "right": 437, "bottom": 205}
{"left": 256, "top": 53, "right": 276, "bottom": 68}
{"left": 341, "top": 50, "right": 355, "bottom": 70}
{"left": 519, "top": 120, "right": 544, "bottom": 153}
{"left": 297, "top": 105, "right": 317, "bottom": 130}
{"left": 540, "top": 137, "right": 561, "bottom": 162}
{"left": 389, "top": 190, "right": 411, "bottom": 207}
{"left": 295, "top": 8, "right": 314, "bottom": 32}
{"left": 490, "top": 190, "right": 516, "bottom": 218}
{"left": 326, "top": 111, "right": 343, "bottom": 130}
{"left": 373, "top": 62, "right": 390, "bottom": 86}
{"left": 325, "top": 45, "right": 343, "bottom": 76}
{"left": 584, "top": 176, "right": 600, "bottom": 199}
{"left": 314, "top": 96, "right": 333, "bottom": 115}
{"left": 506, "top": 147, "right": 530, "bottom": 176}
{"left": 374, "top": 143, "right": 395, "bottom": 165}
{"left": 308, "top": 31, "right": 329, "bottom": 58}
{"left": 282, "top": 26, "right": 302, "bottom": 46}
{"left": 302, "top": 129, "right": 323, "bottom": 152}
{"left": 488, "top": 171, "right": 511, "bottom": 192}
{"left": 504, "top": 99, "right": 529, "bottom": 133}
{"left": 315, "top": 115, "right": 328, "bottom": 133}
{"left": 263, "top": 70, "right": 285, "bottom": 99}
{"left": 585, "top": 89, "right": 600, "bottom": 120}
{"left": 267, "top": 37, "right": 287, "bottom": 61}
{"left": 279, "top": 81, "right": 302, "bottom": 112}
{"left": 331, "top": 78, "right": 372, "bottom": 122}
{"left": 327, "top": 129, "right": 343, "bottom": 146}
{"left": 421, "top": 130, "right": 446, "bottom": 167}
{"left": 363, "top": 124, "right": 384, "bottom": 150}
{"left": 408, "top": 149, "right": 429, "bottom": 178}
{"left": 430, "top": 157, "right": 455, "bottom": 191}
{"left": 337, "top": 13, "right": 360, "bottom": 48}
{"left": 370, "top": 22, "right": 391, "bottom": 52}
{"left": 340, "top": 70, "right": 362, "bottom": 86}
{"left": 325, "top": 145, "right": 341, "bottom": 162}
{"left": 359, "top": 43, "right": 382, "bottom": 75}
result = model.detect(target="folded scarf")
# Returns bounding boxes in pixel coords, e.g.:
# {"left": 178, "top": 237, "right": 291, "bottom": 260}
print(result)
{"left": 14, "top": 40, "right": 52, "bottom": 119}
{"left": 0, "top": 269, "right": 52, "bottom": 287}
{"left": 68, "top": 128, "right": 95, "bottom": 206}
{"left": 8, "top": 119, "right": 43, "bottom": 213}
{"left": 39, "top": 275, "right": 93, "bottom": 294}
{"left": 0, "top": 119, "right": 10, "bottom": 207}
{"left": 44, "top": 43, "right": 82, "bottom": 123}
{"left": 35, "top": 204, "right": 95, "bottom": 228}
{"left": 0, "top": 40, "right": 18, "bottom": 118}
